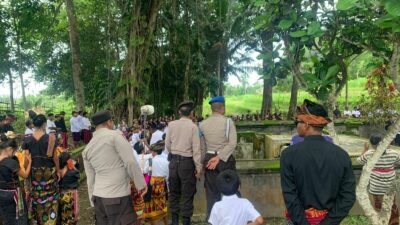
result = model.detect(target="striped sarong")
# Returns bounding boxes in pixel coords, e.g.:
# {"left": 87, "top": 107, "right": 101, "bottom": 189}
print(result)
{"left": 143, "top": 176, "right": 168, "bottom": 222}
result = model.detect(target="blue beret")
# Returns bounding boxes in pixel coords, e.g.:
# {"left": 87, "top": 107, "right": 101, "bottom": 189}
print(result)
{"left": 209, "top": 96, "right": 225, "bottom": 105}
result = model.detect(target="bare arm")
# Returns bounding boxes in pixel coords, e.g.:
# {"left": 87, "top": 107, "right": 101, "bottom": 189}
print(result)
{"left": 17, "top": 153, "right": 32, "bottom": 179}
{"left": 248, "top": 216, "right": 264, "bottom": 225}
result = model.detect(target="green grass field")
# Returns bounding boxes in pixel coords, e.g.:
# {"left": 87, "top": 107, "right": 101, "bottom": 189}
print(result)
{"left": 203, "top": 78, "right": 367, "bottom": 116}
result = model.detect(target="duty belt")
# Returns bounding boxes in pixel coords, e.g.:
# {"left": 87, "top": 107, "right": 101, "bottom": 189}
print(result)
{"left": 169, "top": 153, "right": 192, "bottom": 161}
{"left": 206, "top": 151, "right": 219, "bottom": 155}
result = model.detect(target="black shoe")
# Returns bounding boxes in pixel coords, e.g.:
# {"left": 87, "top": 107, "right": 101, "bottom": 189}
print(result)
{"left": 182, "top": 217, "right": 191, "bottom": 225}
{"left": 170, "top": 213, "right": 179, "bottom": 225}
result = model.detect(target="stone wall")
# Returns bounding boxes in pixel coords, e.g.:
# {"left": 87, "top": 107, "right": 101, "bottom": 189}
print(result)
{"left": 193, "top": 169, "right": 364, "bottom": 220}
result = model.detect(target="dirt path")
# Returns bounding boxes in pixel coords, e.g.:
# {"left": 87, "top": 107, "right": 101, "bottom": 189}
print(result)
{"left": 78, "top": 182, "right": 95, "bottom": 225}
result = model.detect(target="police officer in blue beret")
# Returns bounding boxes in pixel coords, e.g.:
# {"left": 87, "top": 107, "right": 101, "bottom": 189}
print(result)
{"left": 199, "top": 96, "right": 238, "bottom": 219}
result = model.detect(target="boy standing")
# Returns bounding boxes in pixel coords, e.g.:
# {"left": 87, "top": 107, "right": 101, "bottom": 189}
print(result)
{"left": 208, "top": 170, "right": 264, "bottom": 225}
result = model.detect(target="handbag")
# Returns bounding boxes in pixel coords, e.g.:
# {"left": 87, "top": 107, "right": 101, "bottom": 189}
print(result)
{"left": 143, "top": 158, "right": 152, "bottom": 202}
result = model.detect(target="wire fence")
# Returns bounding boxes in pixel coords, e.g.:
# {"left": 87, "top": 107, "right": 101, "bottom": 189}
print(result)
{"left": 0, "top": 101, "right": 54, "bottom": 114}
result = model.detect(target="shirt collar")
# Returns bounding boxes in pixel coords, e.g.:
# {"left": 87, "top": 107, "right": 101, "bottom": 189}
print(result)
{"left": 179, "top": 117, "right": 191, "bottom": 121}
{"left": 222, "top": 194, "right": 239, "bottom": 200}
{"left": 211, "top": 113, "right": 224, "bottom": 117}
{"left": 304, "top": 135, "right": 325, "bottom": 141}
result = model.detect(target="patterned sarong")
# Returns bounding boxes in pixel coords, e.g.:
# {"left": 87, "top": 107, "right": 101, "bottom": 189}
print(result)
{"left": 143, "top": 176, "right": 168, "bottom": 222}
{"left": 285, "top": 208, "right": 328, "bottom": 225}
{"left": 30, "top": 167, "right": 59, "bottom": 225}
{"left": 59, "top": 190, "right": 79, "bottom": 225}
{"left": 131, "top": 181, "right": 145, "bottom": 225}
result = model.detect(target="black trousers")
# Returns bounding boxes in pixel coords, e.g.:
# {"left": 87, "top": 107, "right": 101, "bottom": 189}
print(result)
{"left": 168, "top": 156, "right": 197, "bottom": 218}
{"left": 93, "top": 195, "right": 137, "bottom": 225}
{"left": 203, "top": 154, "right": 236, "bottom": 218}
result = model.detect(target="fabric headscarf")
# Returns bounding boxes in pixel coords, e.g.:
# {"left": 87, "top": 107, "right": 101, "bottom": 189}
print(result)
{"left": 150, "top": 140, "right": 165, "bottom": 154}
{"left": 296, "top": 99, "right": 331, "bottom": 127}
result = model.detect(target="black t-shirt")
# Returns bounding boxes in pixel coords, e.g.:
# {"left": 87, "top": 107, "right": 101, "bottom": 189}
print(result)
{"left": 22, "top": 134, "right": 56, "bottom": 168}
{"left": 0, "top": 158, "right": 20, "bottom": 189}
{"left": 59, "top": 170, "right": 80, "bottom": 190}
{"left": 0, "top": 124, "right": 14, "bottom": 133}
{"left": 55, "top": 118, "right": 68, "bottom": 132}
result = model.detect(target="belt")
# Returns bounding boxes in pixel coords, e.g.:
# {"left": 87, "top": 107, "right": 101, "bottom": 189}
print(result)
{"left": 207, "top": 151, "right": 219, "bottom": 155}
{"left": 372, "top": 168, "right": 395, "bottom": 173}
{"left": 169, "top": 153, "right": 192, "bottom": 161}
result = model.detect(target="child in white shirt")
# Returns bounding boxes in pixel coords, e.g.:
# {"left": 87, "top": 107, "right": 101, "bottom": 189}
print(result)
{"left": 209, "top": 170, "right": 264, "bottom": 225}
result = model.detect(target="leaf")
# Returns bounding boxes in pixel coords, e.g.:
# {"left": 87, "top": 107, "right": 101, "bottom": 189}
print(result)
{"left": 254, "top": 0, "right": 264, "bottom": 7}
{"left": 303, "top": 73, "right": 319, "bottom": 82}
{"left": 336, "top": 0, "right": 358, "bottom": 11}
{"left": 290, "top": 30, "right": 307, "bottom": 38}
{"left": 301, "top": 36, "right": 309, "bottom": 42}
{"left": 307, "top": 21, "right": 322, "bottom": 36}
{"left": 325, "top": 65, "right": 340, "bottom": 81}
{"left": 385, "top": 0, "right": 400, "bottom": 17}
{"left": 278, "top": 19, "right": 293, "bottom": 29}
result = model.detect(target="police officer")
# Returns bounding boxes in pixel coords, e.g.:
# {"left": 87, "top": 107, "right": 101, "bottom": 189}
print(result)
{"left": 200, "top": 96, "right": 237, "bottom": 218}
{"left": 165, "top": 101, "right": 202, "bottom": 225}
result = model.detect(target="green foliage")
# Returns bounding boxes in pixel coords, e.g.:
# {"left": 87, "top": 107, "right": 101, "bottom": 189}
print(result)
{"left": 203, "top": 78, "right": 367, "bottom": 115}
{"left": 337, "top": 0, "right": 359, "bottom": 11}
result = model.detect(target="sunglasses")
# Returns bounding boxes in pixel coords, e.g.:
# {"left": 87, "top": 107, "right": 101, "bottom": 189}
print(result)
{"left": 294, "top": 120, "right": 305, "bottom": 126}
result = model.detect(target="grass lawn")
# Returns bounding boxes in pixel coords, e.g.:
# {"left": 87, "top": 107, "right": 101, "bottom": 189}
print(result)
{"left": 203, "top": 78, "right": 367, "bottom": 115}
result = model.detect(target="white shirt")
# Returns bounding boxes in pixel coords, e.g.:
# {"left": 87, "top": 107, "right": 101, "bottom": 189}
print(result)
{"left": 77, "top": 115, "right": 84, "bottom": 129}
{"left": 70, "top": 117, "right": 81, "bottom": 133}
{"left": 209, "top": 194, "right": 261, "bottom": 225}
{"left": 134, "top": 152, "right": 152, "bottom": 173}
{"left": 344, "top": 110, "right": 352, "bottom": 116}
{"left": 144, "top": 155, "right": 169, "bottom": 178}
{"left": 352, "top": 110, "right": 361, "bottom": 118}
{"left": 161, "top": 148, "right": 169, "bottom": 159}
{"left": 82, "top": 117, "right": 91, "bottom": 130}
{"left": 25, "top": 128, "right": 34, "bottom": 135}
{"left": 130, "top": 133, "right": 141, "bottom": 148}
{"left": 150, "top": 130, "right": 164, "bottom": 145}
{"left": 46, "top": 119, "right": 56, "bottom": 134}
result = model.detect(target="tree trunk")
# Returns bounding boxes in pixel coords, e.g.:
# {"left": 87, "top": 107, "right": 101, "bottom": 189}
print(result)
{"left": 8, "top": 70, "right": 15, "bottom": 112}
{"left": 287, "top": 77, "right": 299, "bottom": 119}
{"left": 324, "top": 95, "right": 339, "bottom": 143}
{"left": 17, "top": 43, "right": 28, "bottom": 111}
{"left": 357, "top": 118, "right": 400, "bottom": 225}
{"left": 217, "top": 54, "right": 222, "bottom": 96}
{"left": 65, "top": 0, "right": 85, "bottom": 111}
{"left": 196, "top": 88, "right": 204, "bottom": 117}
{"left": 261, "top": 80, "right": 273, "bottom": 116}
{"left": 183, "top": 56, "right": 191, "bottom": 100}
{"left": 120, "top": 0, "right": 163, "bottom": 125}
{"left": 389, "top": 37, "right": 400, "bottom": 91}
{"left": 260, "top": 31, "right": 274, "bottom": 116}
{"left": 345, "top": 77, "right": 349, "bottom": 109}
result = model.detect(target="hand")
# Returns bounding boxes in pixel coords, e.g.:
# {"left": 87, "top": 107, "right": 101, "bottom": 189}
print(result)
{"left": 57, "top": 171, "right": 62, "bottom": 182}
{"left": 25, "top": 153, "right": 32, "bottom": 165}
{"left": 140, "top": 185, "right": 148, "bottom": 198}
{"left": 207, "top": 156, "right": 220, "bottom": 170}
{"left": 195, "top": 170, "right": 201, "bottom": 180}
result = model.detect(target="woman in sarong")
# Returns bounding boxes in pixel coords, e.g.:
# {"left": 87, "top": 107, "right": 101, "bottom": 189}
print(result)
{"left": 22, "top": 114, "right": 60, "bottom": 225}
{"left": 0, "top": 133, "right": 31, "bottom": 225}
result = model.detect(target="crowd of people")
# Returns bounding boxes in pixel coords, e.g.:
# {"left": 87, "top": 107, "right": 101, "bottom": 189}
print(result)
{"left": 0, "top": 114, "right": 80, "bottom": 225}
{"left": 0, "top": 97, "right": 400, "bottom": 225}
